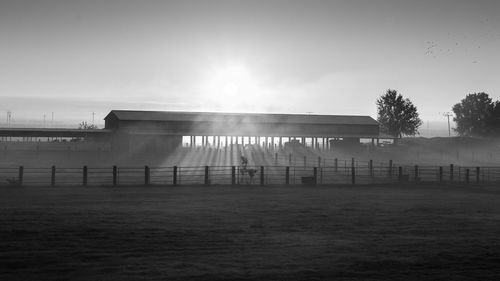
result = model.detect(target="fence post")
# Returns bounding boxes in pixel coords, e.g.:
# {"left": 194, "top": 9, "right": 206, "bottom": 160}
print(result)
{"left": 173, "top": 166, "right": 178, "bottom": 185}
{"left": 83, "top": 166, "right": 88, "bottom": 186}
{"left": 285, "top": 166, "right": 290, "bottom": 185}
{"left": 476, "top": 167, "right": 480, "bottom": 183}
{"left": 334, "top": 158, "right": 338, "bottom": 172}
{"left": 303, "top": 156, "right": 307, "bottom": 167}
{"left": 231, "top": 166, "right": 236, "bottom": 185}
{"left": 351, "top": 165, "right": 355, "bottom": 185}
{"left": 439, "top": 166, "right": 443, "bottom": 182}
{"left": 450, "top": 164, "right": 454, "bottom": 181}
{"left": 466, "top": 168, "right": 470, "bottom": 184}
{"left": 204, "top": 166, "right": 209, "bottom": 185}
{"left": 318, "top": 157, "right": 321, "bottom": 168}
{"left": 369, "top": 160, "right": 373, "bottom": 177}
{"left": 313, "top": 167, "right": 318, "bottom": 185}
{"left": 275, "top": 153, "right": 278, "bottom": 164}
{"left": 18, "top": 166, "right": 23, "bottom": 186}
{"left": 389, "top": 160, "right": 393, "bottom": 177}
{"left": 414, "top": 165, "right": 419, "bottom": 181}
{"left": 51, "top": 166, "right": 56, "bottom": 187}
{"left": 145, "top": 166, "right": 150, "bottom": 185}
{"left": 398, "top": 166, "right": 403, "bottom": 182}
{"left": 260, "top": 166, "right": 264, "bottom": 185}
{"left": 113, "top": 166, "right": 117, "bottom": 186}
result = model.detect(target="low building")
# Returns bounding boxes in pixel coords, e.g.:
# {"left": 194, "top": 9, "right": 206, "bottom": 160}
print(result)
{"left": 104, "top": 110, "right": 380, "bottom": 152}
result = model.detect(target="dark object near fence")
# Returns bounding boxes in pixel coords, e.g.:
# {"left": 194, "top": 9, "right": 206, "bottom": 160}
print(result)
{"left": 301, "top": 177, "right": 316, "bottom": 185}
{"left": 6, "top": 178, "right": 20, "bottom": 186}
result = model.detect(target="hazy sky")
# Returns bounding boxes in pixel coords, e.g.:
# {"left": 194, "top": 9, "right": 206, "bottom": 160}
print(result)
{"left": 1, "top": 0, "right": 499, "bottom": 127}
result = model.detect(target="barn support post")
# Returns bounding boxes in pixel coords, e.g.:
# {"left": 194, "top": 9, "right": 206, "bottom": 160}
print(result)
{"left": 369, "top": 160, "right": 373, "bottom": 177}
{"left": 398, "top": 166, "right": 403, "bottom": 182}
{"left": 275, "top": 153, "right": 278, "bottom": 165}
{"left": 318, "top": 157, "right": 321, "bottom": 168}
{"left": 173, "top": 166, "right": 178, "bottom": 185}
{"left": 231, "top": 166, "right": 236, "bottom": 185}
{"left": 279, "top": 137, "right": 282, "bottom": 148}
{"left": 285, "top": 166, "right": 290, "bottom": 185}
{"left": 389, "top": 160, "right": 393, "bottom": 177}
{"left": 260, "top": 166, "right": 265, "bottom": 185}
{"left": 18, "top": 166, "right": 23, "bottom": 186}
{"left": 51, "top": 166, "right": 56, "bottom": 187}
{"left": 450, "top": 164, "right": 454, "bottom": 181}
{"left": 83, "top": 166, "right": 88, "bottom": 186}
{"left": 476, "top": 167, "right": 480, "bottom": 183}
{"left": 204, "top": 166, "right": 209, "bottom": 185}
{"left": 144, "top": 166, "right": 150, "bottom": 185}
{"left": 113, "top": 166, "right": 117, "bottom": 186}
{"left": 303, "top": 156, "right": 307, "bottom": 167}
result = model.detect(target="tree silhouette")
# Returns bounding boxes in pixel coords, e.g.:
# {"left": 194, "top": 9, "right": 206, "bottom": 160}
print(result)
{"left": 78, "top": 121, "right": 98, "bottom": 130}
{"left": 376, "top": 89, "right": 422, "bottom": 138}
{"left": 452, "top": 92, "right": 496, "bottom": 136}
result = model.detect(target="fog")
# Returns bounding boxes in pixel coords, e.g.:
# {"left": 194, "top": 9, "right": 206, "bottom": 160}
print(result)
{"left": 2, "top": 135, "right": 499, "bottom": 170}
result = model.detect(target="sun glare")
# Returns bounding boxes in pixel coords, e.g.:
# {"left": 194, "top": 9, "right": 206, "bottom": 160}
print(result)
{"left": 204, "top": 63, "right": 254, "bottom": 98}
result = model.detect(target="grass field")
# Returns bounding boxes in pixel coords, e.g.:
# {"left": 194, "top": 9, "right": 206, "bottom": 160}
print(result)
{"left": 1, "top": 184, "right": 500, "bottom": 280}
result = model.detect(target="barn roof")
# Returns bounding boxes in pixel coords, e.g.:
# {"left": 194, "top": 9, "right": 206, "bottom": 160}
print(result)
{"left": 105, "top": 110, "right": 379, "bottom": 126}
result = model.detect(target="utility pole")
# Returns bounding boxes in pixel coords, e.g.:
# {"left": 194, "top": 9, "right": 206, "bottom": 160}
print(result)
{"left": 443, "top": 112, "right": 453, "bottom": 137}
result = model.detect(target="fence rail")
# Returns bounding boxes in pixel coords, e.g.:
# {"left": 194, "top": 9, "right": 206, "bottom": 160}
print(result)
{"left": 2, "top": 163, "right": 500, "bottom": 187}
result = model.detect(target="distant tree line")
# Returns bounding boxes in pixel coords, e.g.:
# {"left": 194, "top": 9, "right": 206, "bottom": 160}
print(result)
{"left": 376, "top": 90, "right": 499, "bottom": 139}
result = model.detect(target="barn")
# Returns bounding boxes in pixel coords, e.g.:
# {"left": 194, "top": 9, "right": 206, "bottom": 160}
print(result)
{"left": 103, "top": 110, "right": 380, "bottom": 153}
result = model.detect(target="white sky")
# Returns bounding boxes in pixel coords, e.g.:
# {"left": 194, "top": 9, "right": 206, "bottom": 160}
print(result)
{"left": 1, "top": 0, "right": 499, "bottom": 129}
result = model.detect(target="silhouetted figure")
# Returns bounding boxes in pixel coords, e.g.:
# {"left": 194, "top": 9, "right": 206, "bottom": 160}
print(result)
{"left": 240, "top": 155, "right": 248, "bottom": 167}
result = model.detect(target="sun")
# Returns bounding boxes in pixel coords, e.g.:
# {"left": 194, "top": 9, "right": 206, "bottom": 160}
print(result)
{"left": 204, "top": 63, "right": 253, "bottom": 98}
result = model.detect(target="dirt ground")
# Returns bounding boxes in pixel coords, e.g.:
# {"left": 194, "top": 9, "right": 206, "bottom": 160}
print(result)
{"left": 1, "top": 184, "right": 500, "bottom": 280}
